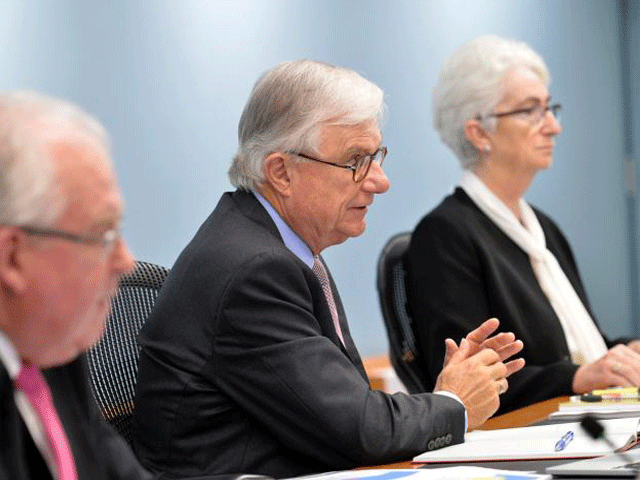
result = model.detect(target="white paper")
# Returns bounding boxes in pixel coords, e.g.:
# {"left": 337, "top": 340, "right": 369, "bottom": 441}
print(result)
{"left": 287, "top": 467, "right": 550, "bottom": 480}
{"left": 413, "top": 417, "right": 639, "bottom": 463}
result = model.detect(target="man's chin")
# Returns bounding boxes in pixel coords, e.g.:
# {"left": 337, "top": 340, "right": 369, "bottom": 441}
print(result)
{"left": 349, "top": 221, "right": 367, "bottom": 238}
{"left": 323, "top": 223, "right": 367, "bottom": 250}
{"left": 37, "top": 346, "right": 83, "bottom": 368}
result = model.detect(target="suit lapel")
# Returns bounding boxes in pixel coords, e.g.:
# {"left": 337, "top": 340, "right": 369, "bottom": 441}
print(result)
{"left": 230, "top": 190, "right": 283, "bottom": 241}
{"left": 231, "top": 190, "right": 369, "bottom": 382}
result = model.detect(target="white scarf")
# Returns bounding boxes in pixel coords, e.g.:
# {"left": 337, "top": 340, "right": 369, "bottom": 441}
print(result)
{"left": 459, "top": 171, "right": 607, "bottom": 365}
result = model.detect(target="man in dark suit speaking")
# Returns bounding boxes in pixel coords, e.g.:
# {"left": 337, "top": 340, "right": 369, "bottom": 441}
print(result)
{"left": 132, "top": 60, "right": 525, "bottom": 479}
{"left": 0, "top": 91, "right": 152, "bottom": 480}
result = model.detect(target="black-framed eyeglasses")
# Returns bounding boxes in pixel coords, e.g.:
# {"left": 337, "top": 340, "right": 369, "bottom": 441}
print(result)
{"left": 482, "top": 103, "right": 561, "bottom": 126}
{"left": 12, "top": 225, "right": 120, "bottom": 257}
{"left": 287, "top": 146, "right": 388, "bottom": 183}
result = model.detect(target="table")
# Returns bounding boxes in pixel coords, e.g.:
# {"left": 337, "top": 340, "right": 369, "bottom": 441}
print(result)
{"left": 360, "top": 396, "right": 569, "bottom": 469}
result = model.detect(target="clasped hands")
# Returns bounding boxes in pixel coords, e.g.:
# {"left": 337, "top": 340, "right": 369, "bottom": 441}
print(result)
{"left": 434, "top": 318, "right": 525, "bottom": 430}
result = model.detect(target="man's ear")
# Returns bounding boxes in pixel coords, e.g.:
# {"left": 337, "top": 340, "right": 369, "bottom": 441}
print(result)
{"left": 263, "top": 152, "right": 293, "bottom": 196}
{"left": 464, "top": 118, "right": 492, "bottom": 153}
{"left": 0, "top": 228, "right": 28, "bottom": 295}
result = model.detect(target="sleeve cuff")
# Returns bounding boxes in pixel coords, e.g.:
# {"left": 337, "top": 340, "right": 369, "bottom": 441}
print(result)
{"left": 434, "top": 390, "right": 468, "bottom": 432}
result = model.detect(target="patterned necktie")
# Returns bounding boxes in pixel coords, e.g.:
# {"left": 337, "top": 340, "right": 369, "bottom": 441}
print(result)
{"left": 312, "top": 256, "right": 345, "bottom": 346}
{"left": 14, "top": 364, "right": 78, "bottom": 480}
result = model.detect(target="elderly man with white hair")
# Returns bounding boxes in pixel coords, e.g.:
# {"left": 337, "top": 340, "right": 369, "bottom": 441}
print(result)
{"left": 0, "top": 91, "right": 152, "bottom": 480}
{"left": 407, "top": 35, "right": 640, "bottom": 415}
{"left": 132, "top": 59, "right": 524, "bottom": 479}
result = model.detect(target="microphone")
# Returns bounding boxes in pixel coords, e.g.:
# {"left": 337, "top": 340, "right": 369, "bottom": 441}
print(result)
{"left": 581, "top": 415, "right": 618, "bottom": 450}
{"left": 580, "top": 414, "right": 640, "bottom": 479}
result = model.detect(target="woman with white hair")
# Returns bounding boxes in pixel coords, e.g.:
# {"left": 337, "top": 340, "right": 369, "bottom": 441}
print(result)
{"left": 406, "top": 35, "right": 640, "bottom": 414}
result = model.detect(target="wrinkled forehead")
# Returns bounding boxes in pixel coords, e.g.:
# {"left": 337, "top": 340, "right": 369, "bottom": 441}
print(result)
{"left": 316, "top": 119, "right": 382, "bottom": 151}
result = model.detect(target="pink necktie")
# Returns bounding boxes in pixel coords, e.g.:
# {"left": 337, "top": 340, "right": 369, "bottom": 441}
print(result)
{"left": 14, "top": 364, "right": 78, "bottom": 480}
{"left": 312, "top": 256, "right": 345, "bottom": 346}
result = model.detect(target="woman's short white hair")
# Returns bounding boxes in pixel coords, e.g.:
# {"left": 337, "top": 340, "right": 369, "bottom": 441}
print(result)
{"left": 433, "top": 35, "right": 550, "bottom": 169}
{"left": 229, "top": 59, "right": 384, "bottom": 191}
{"left": 0, "top": 91, "right": 112, "bottom": 227}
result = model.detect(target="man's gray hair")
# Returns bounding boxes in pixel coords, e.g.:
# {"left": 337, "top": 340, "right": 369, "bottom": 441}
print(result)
{"left": 432, "top": 35, "right": 550, "bottom": 169}
{"left": 0, "top": 91, "right": 112, "bottom": 227}
{"left": 229, "top": 60, "right": 384, "bottom": 190}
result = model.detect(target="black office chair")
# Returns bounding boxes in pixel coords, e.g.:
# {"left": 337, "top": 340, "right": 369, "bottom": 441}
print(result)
{"left": 86, "top": 260, "right": 169, "bottom": 445}
{"left": 376, "top": 232, "right": 431, "bottom": 394}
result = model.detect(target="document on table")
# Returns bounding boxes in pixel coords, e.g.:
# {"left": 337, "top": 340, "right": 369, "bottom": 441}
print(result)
{"left": 547, "top": 388, "right": 640, "bottom": 421}
{"left": 548, "top": 404, "right": 640, "bottom": 421}
{"left": 286, "top": 468, "right": 550, "bottom": 480}
{"left": 413, "top": 417, "right": 640, "bottom": 463}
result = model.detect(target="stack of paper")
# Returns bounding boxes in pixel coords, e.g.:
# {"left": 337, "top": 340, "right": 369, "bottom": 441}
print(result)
{"left": 548, "top": 387, "right": 640, "bottom": 421}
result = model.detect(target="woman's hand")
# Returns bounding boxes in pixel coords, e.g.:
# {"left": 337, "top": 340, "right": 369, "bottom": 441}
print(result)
{"left": 572, "top": 344, "right": 640, "bottom": 393}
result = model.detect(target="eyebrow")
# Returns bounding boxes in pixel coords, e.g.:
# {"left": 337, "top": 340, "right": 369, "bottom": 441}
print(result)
{"left": 344, "top": 144, "right": 382, "bottom": 157}
{"left": 88, "top": 215, "right": 124, "bottom": 232}
{"left": 513, "top": 95, "right": 552, "bottom": 108}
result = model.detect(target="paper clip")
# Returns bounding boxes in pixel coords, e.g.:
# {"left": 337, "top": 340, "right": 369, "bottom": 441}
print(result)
{"left": 555, "top": 430, "right": 574, "bottom": 451}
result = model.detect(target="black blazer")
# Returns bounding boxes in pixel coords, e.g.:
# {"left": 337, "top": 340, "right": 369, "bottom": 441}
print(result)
{"left": 132, "top": 190, "right": 465, "bottom": 479}
{"left": 406, "top": 188, "right": 625, "bottom": 414}
{"left": 0, "top": 354, "right": 153, "bottom": 480}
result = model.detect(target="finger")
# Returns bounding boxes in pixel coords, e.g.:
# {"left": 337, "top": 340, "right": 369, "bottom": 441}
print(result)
{"left": 447, "top": 338, "right": 471, "bottom": 365}
{"left": 495, "top": 339, "right": 524, "bottom": 362}
{"left": 627, "top": 340, "right": 640, "bottom": 355}
{"left": 504, "top": 357, "right": 526, "bottom": 377}
{"left": 487, "top": 360, "right": 508, "bottom": 380}
{"left": 608, "top": 347, "right": 640, "bottom": 382}
{"left": 481, "top": 331, "right": 516, "bottom": 352}
{"left": 465, "top": 318, "right": 500, "bottom": 345}
{"left": 443, "top": 338, "right": 459, "bottom": 367}
{"left": 617, "top": 344, "right": 640, "bottom": 363}
{"left": 459, "top": 337, "right": 470, "bottom": 357}
{"left": 609, "top": 371, "right": 636, "bottom": 388}
{"left": 498, "top": 378, "right": 509, "bottom": 395}
{"left": 609, "top": 343, "right": 640, "bottom": 364}
{"left": 470, "top": 347, "right": 501, "bottom": 367}
{"left": 610, "top": 360, "right": 640, "bottom": 386}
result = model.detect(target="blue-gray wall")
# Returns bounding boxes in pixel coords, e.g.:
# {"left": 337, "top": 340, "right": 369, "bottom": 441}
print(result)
{"left": 623, "top": 0, "right": 640, "bottom": 337}
{"left": 0, "top": 0, "right": 632, "bottom": 355}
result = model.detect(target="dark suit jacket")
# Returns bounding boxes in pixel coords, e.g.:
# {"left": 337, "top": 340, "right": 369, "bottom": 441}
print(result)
{"left": 406, "top": 188, "right": 627, "bottom": 414}
{"left": 0, "top": 354, "right": 153, "bottom": 480}
{"left": 132, "top": 190, "right": 465, "bottom": 479}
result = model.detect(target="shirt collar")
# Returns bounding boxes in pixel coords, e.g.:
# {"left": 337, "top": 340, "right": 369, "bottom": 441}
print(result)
{"left": 252, "top": 191, "right": 314, "bottom": 268}
{"left": 0, "top": 330, "right": 22, "bottom": 379}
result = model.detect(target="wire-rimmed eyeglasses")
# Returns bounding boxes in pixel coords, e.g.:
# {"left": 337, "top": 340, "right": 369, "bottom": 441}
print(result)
{"left": 10, "top": 225, "right": 121, "bottom": 257}
{"left": 481, "top": 103, "right": 561, "bottom": 127}
{"left": 287, "top": 146, "right": 388, "bottom": 183}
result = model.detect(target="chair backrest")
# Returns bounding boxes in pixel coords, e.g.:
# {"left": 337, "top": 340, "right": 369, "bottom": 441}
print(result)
{"left": 86, "top": 260, "right": 169, "bottom": 445}
{"left": 376, "top": 232, "right": 430, "bottom": 394}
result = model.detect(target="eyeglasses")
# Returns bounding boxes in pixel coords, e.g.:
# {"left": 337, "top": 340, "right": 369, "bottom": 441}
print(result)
{"left": 15, "top": 225, "right": 120, "bottom": 257}
{"left": 287, "top": 146, "right": 388, "bottom": 183}
{"left": 483, "top": 103, "right": 561, "bottom": 127}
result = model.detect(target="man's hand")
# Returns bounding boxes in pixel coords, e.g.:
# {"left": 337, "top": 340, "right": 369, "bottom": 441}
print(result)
{"left": 435, "top": 318, "right": 525, "bottom": 430}
{"left": 443, "top": 318, "right": 524, "bottom": 371}
{"left": 573, "top": 344, "right": 640, "bottom": 393}
{"left": 435, "top": 338, "right": 523, "bottom": 430}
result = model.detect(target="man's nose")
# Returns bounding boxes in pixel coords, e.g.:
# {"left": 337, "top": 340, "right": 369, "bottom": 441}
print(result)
{"left": 362, "top": 161, "right": 390, "bottom": 194}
